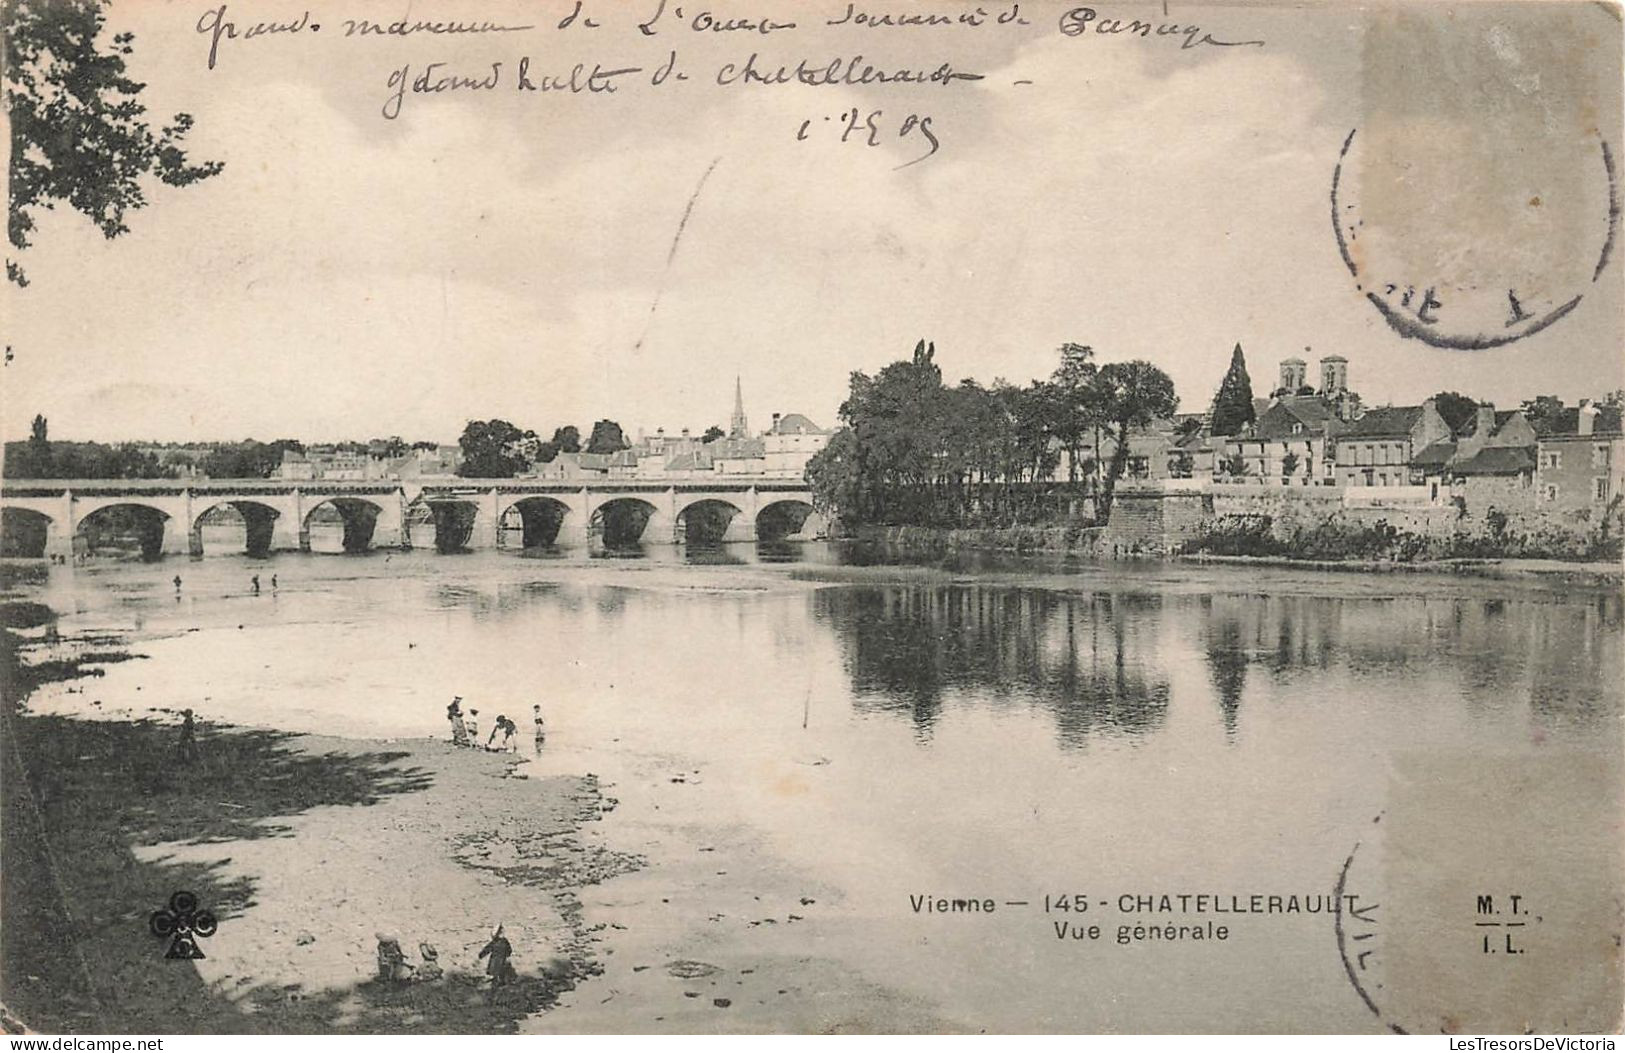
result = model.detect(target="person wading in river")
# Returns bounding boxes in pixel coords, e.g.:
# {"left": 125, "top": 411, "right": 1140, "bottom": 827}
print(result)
{"left": 488, "top": 714, "right": 517, "bottom": 753}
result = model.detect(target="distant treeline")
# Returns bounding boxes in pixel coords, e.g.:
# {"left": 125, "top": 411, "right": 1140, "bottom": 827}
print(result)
{"left": 1, "top": 417, "right": 436, "bottom": 480}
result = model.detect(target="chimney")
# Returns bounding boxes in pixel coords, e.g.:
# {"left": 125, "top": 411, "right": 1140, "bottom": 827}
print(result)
{"left": 1579, "top": 400, "right": 1598, "bottom": 436}
{"left": 1473, "top": 404, "right": 1496, "bottom": 439}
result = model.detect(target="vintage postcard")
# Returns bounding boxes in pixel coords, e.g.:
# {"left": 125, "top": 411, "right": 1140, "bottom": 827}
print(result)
{"left": 1, "top": 0, "right": 1621, "bottom": 1037}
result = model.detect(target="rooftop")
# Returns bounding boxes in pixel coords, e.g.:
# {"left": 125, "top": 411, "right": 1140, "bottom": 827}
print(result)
{"left": 1536, "top": 406, "right": 1624, "bottom": 437}
{"left": 1343, "top": 406, "right": 1424, "bottom": 439}
{"left": 769, "top": 413, "right": 826, "bottom": 436}
{"left": 1410, "top": 440, "right": 1456, "bottom": 470}
{"left": 1451, "top": 446, "right": 1536, "bottom": 476}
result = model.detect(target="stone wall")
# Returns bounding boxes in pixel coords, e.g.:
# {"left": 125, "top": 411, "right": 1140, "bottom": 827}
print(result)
{"left": 1100, "top": 491, "right": 1212, "bottom": 555}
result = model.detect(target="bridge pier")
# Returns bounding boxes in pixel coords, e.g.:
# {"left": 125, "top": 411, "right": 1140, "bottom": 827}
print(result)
{"left": 721, "top": 512, "right": 757, "bottom": 543}
{"left": 644, "top": 507, "right": 677, "bottom": 545}
{"left": 372, "top": 493, "right": 407, "bottom": 550}
{"left": 160, "top": 518, "right": 191, "bottom": 556}
{"left": 801, "top": 510, "right": 832, "bottom": 540}
{"left": 43, "top": 490, "right": 76, "bottom": 559}
{"left": 473, "top": 488, "right": 500, "bottom": 550}
{"left": 554, "top": 490, "right": 592, "bottom": 549}
{"left": 271, "top": 490, "right": 305, "bottom": 552}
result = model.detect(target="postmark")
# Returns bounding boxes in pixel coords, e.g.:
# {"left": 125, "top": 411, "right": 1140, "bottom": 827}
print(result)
{"left": 1331, "top": 128, "right": 1618, "bottom": 350}
{"left": 1333, "top": 814, "right": 1406, "bottom": 1034}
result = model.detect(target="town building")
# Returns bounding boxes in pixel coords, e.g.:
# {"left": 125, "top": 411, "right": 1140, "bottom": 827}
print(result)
{"left": 764, "top": 413, "right": 830, "bottom": 477}
{"left": 1534, "top": 402, "right": 1623, "bottom": 510}
{"left": 1334, "top": 400, "right": 1451, "bottom": 486}
{"left": 277, "top": 446, "right": 391, "bottom": 481}
{"left": 388, "top": 444, "right": 463, "bottom": 479}
{"left": 710, "top": 437, "right": 769, "bottom": 476}
{"left": 1223, "top": 395, "right": 1343, "bottom": 484}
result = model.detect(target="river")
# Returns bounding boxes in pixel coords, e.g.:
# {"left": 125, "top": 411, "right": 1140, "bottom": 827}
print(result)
{"left": 10, "top": 537, "right": 1622, "bottom": 1032}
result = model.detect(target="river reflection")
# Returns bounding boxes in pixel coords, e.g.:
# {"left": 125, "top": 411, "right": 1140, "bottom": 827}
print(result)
{"left": 815, "top": 577, "right": 1620, "bottom": 748}
{"left": 817, "top": 587, "right": 1171, "bottom": 747}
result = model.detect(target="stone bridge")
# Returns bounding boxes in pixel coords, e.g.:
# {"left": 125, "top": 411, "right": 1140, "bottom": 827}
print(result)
{"left": 0, "top": 478, "right": 827, "bottom": 559}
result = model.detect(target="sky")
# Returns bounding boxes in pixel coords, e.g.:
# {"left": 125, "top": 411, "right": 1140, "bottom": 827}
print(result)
{"left": 3, "top": 0, "right": 1621, "bottom": 444}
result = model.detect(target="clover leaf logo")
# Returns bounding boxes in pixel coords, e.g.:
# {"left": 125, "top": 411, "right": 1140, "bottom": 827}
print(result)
{"left": 150, "top": 891, "right": 218, "bottom": 960}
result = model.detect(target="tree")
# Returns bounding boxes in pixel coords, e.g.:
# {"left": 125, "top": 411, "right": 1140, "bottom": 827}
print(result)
{"left": 1210, "top": 343, "right": 1256, "bottom": 437}
{"left": 806, "top": 427, "right": 864, "bottom": 523}
{"left": 536, "top": 425, "right": 581, "bottom": 463}
{"left": 456, "top": 419, "right": 529, "bottom": 478}
{"left": 1429, "top": 391, "right": 1481, "bottom": 435}
{"left": 1094, "top": 361, "right": 1178, "bottom": 522}
{"left": 1520, "top": 395, "right": 1566, "bottom": 436}
{"left": 701, "top": 425, "right": 725, "bottom": 443}
{"left": 1049, "top": 343, "right": 1099, "bottom": 484}
{"left": 5, "top": 0, "right": 224, "bottom": 285}
{"left": 586, "top": 420, "right": 628, "bottom": 455}
{"left": 22, "top": 413, "right": 50, "bottom": 475}
{"left": 373, "top": 436, "right": 409, "bottom": 458}
{"left": 197, "top": 439, "right": 300, "bottom": 478}
{"left": 1280, "top": 450, "right": 1301, "bottom": 479}
{"left": 1219, "top": 452, "right": 1249, "bottom": 478}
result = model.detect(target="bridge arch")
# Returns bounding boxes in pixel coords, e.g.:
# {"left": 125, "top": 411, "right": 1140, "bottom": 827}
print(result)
{"left": 424, "top": 499, "right": 484, "bottom": 554}
{"left": 500, "top": 496, "right": 574, "bottom": 550}
{"left": 590, "top": 497, "right": 666, "bottom": 548}
{"left": 302, "top": 497, "right": 384, "bottom": 554}
{"left": 757, "top": 498, "right": 828, "bottom": 542}
{"left": 77, "top": 503, "right": 173, "bottom": 561}
{"left": 191, "top": 500, "right": 281, "bottom": 558}
{"left": 675, "top": 497, "right": 751, "bottom": 544}
{"left": 1, "top": 507, "right": 55, "bottom": 559}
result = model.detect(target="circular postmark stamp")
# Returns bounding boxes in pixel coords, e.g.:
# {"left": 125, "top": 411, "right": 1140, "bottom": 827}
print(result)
{"left": 1333, "top": 813, "right": 1407, "bottom": 1034}
{"left": 1332, "top": 127, "right": 1618, "bottom": 350}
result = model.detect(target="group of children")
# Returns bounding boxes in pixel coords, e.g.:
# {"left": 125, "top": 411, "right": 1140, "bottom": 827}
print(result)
{"left": 445, "top": 696, "right": 544, "bottom": 754}
{"left": 375, "top": 925, "right": 517, "bottom": 1002}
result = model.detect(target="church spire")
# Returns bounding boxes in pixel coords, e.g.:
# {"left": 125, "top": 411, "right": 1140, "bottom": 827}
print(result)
{"left": 730, "top": 375, "right": 749, "bottom": 438}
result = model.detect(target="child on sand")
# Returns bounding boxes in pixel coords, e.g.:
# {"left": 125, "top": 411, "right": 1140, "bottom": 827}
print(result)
{"left": 465, "top": 709, "right": 479, "bottom": 746}
{"left": 416, "top": 943, "right": 443, "bottom": 981}
{"left": 532, "top": 704, "right": 545, "bottom": 755}
{"left": 488, "top": 715, "right": 517, "bottom": 752}
{"left": 374, "top": 934, "right": 414, "bottom": 983}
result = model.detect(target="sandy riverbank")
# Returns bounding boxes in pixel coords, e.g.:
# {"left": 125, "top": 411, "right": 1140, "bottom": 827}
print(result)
{"left": 1, "top": 610, "right": 957, "bottom": 1035}
{"left": 2, "top": 624, "right": 636, "bottom": 1033}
